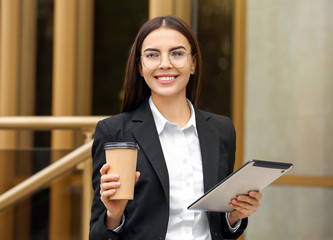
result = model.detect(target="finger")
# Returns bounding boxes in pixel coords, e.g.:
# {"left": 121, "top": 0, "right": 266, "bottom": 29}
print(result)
{"left": 100, "top": 173, "right": 120, "bottom": 184}
{"left": 135, "top": 171, "right": 140, "bottom": 183}
{"left": 237, "top": 195, "right": 261, "bottom": 207}
{"left": 100, "top": 163, "right": 109, "bottom": 175}
{"left": 100, "top": 182, "right": 121, "bottom": 191}
{"left": 231, "top": 199, "right": 254, "bottom": 211}
{"left": 231, "top": 200, "right": 260, "bottom": 218}
{"left": 230, "top": 205, "right": 252, "bottom": 219}
{"left": 100, "top": 189, "right": 116, "bottom": 199}
{"left": 229, "top": 203, "right": 250, "bottom": 218}
{"left": 249, "top": 191, "right": 262, "bottom": 200}
{"left": 231, "top": 199, "right": 248, "bottom": 210}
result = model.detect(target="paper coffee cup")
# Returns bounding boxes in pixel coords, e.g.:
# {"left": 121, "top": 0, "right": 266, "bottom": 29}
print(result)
{"left": 104, "top": 142, "right": 139, "bottom": 200}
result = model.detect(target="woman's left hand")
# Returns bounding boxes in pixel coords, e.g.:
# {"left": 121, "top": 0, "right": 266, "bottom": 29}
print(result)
{"left": 227, "top": 191, "right": 262, "bottom": 226}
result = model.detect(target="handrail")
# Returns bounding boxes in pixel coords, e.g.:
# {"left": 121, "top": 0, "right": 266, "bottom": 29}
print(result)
{"left": 0, "top": 140, "right": 93, "bottom": 212}
{"left": 0, "top": 116, "right": 107, "bottom": 130}
{"left": 0, "top": 116, "right": 108, "bottom": 239}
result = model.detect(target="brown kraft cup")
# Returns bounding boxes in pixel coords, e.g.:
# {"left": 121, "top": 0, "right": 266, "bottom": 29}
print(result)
{"left": 104, "top": 142, "right": 139, "bottom": 200}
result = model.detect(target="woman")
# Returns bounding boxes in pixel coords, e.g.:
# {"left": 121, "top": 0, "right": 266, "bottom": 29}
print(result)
{"left": 90, "top": 16, "right": 262, "bottom": 240}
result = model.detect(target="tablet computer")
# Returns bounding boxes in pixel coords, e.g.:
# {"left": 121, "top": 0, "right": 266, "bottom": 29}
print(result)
{"left": 188, "top": 160, "right": 293, "bottom": 212}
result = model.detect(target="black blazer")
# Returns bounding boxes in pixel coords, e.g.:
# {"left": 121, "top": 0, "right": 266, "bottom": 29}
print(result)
{"left": 89, "top": 100, "right": 248, "bottom": 240}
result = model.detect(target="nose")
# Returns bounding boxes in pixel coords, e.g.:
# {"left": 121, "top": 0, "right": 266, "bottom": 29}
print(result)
{"left": 159, "top": 54, "right": 172, "bottom": 69}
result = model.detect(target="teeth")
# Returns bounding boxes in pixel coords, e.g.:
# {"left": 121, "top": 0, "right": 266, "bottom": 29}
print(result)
{"left": 158, "top": 76, "right": 175, "bottom": 81}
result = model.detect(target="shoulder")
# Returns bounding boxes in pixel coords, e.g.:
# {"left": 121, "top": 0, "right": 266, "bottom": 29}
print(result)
{"left": 92, "top": 111, "right": 136, "bottom": 159}
{"left": 196, "top": 108, "right": 235, "bottom": 132}
{"left": 99, "top": 111, "right": 133, "bottom": 127}
{"left": 95, "top": 111, "right": 135, "bottom": 140}
{"left": 195, "top": 108, "right": 236, "bottom": 152}
{"left": 94, "top": 99, "right": 151, "bottom": 141}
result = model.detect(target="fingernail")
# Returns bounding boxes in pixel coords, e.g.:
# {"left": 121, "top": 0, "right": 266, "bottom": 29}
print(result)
{"left": 250, "top": 192, "right": 255, "bottom": 197}
{"left": 110, "top": 189, "right": 116, "bottom": 194}
{"left": 113, "top": 174, "right": 119, "bottom": 179}
{"left": 115, "top": 182, "right": 120, "bottom": 186}
{"left": 103, "top": 164, "right": 108, "bottom": 168}
{"left": 237, "top": 196, "right": 243, "bottom": 200}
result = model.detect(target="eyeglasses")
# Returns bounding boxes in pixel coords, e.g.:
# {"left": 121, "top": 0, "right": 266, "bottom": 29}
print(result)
{"left": 141, "top": 50, "right": 192, "bottom": 69}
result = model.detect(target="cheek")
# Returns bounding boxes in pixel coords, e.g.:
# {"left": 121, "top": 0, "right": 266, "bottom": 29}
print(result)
{"left": 142, "top": 69, "right": 156, "bottom": 88}
{"left": 182, "top": 68, "right": 193, "bottom": 82}
{"left": 142, "top": 68, "right": 154, "bottom": 80}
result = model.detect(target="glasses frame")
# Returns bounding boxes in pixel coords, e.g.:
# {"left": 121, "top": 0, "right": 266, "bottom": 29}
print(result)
{"left": 141, "top": 52, "right": 192, "bottom": 70}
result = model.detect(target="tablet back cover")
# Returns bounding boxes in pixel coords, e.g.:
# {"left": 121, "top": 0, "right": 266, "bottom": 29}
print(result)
{"left": 188, "top": 160, "right": 293, "bottom": 212}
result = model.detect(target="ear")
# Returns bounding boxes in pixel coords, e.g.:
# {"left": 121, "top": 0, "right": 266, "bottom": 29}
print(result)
{"left": 190, "top": 55, "right": 197, "bottom": 74}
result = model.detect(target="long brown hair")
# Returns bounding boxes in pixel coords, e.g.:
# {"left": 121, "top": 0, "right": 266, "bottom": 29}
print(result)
{"left": 121, "top": 16, "right": 202, "bottom": 112}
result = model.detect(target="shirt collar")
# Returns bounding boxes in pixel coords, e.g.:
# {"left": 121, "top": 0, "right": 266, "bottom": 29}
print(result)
{"left": 149, "top": 96, "right": 197, "bottom": 136}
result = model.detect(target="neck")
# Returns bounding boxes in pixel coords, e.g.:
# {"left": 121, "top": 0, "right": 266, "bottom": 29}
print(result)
{"left": 151, "top": 94, "right": 191, "bottom": 129}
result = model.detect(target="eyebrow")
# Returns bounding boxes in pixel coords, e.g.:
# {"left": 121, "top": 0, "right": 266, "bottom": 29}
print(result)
{"left": 143, "top": 46, "right": 187, "bottom": 52}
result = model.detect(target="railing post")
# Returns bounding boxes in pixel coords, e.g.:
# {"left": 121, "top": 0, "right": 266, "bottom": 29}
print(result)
{"left": 0, "top": 0, "right": 20, "bottom": 239}
{"left": 50, "top": 0, "right": 77, "bottom": 238}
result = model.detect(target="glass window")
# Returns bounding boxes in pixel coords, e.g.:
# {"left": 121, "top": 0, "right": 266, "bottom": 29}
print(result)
{"left": 197, "top": 0, "right": 233, "bottom": 117}
{"left": 92, "top": 1, "right": 149, "bottom": 115}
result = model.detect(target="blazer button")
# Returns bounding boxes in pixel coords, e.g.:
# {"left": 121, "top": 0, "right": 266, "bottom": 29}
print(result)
{"left": 214, "top": 232, "right": 218, "bottom": 238}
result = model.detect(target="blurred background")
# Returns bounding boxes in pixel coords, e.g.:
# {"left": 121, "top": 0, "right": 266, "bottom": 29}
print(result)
{"left": 0, "top": 0, "right": 332, "bottom": 239}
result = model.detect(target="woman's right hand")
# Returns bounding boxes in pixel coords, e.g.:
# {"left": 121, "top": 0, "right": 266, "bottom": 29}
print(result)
{"left": 99, "top": 163, "right": 140, "bottom": 230}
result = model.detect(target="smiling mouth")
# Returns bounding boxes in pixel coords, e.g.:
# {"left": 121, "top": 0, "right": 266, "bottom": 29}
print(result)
{"left": 155, "top": 76, "right": 177, "bottom": 85}
{"left": 156, "top": 76, "right": 176, "bottom": 81}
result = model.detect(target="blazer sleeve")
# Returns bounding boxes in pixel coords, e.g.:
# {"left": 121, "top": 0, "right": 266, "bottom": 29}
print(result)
{"left": 89, "top": 120, "right": 121, "bottom": 240}
{"left": 208, "top": 114, "right": 248, "bottom": 239}
{"left": 220, "top": 117, "right": 248, "bottom": 239}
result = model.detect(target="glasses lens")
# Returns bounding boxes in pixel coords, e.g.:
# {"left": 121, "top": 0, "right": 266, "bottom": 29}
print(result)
{"left": 142, "top": 52, "right": 160, "bottom": 69}
{"left": 141, "top": 51, "right": 190, "bottom": 69}
{"left": 169, "top": 51, "right": 188, "bottom": 68}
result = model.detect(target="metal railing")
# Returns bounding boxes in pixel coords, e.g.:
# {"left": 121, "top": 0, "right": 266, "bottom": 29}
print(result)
{"left": 0, "top": 116, "right": 105, "bottom": 130}
{"left": 0, "top": 116, "right": 106, "bottom": 240}
{"left": 0, "top": 140, "right": 92, "bottom": 211}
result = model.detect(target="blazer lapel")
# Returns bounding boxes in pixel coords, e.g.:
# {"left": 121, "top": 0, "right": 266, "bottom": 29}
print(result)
{"left": 195, "top": 108, "right": 220, "bottom": 192}
{"left": 131, "top": 100, "right": 170, "bottom": 203}
{"left": 129, "top": 102, "right": 220, "bottom": 202}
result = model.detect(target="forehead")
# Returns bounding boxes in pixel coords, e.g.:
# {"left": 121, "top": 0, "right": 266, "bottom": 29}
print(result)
{"left": 141, "top": 27, "right": 191, "bottom": 51}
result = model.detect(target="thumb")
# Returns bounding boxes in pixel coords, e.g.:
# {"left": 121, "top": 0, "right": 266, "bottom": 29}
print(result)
{"left": 135, "top": 171, "right": 140, "bottom": 183}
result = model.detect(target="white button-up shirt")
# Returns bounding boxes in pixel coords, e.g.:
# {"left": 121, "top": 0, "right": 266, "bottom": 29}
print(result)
{"left": 149, "top": 97, "right": 211, "bottom": 240}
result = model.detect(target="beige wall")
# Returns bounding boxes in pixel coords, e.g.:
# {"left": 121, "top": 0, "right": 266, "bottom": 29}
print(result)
{"left": 244, "top": 0, "right": 333, "bottom": 239}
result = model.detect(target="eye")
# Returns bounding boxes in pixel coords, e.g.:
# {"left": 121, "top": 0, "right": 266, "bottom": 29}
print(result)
{"left": 170, "top": 51, "right": 186, "bottom": 58}
{"left": 145, "top": 52, "right": 159, "bottom": 59}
